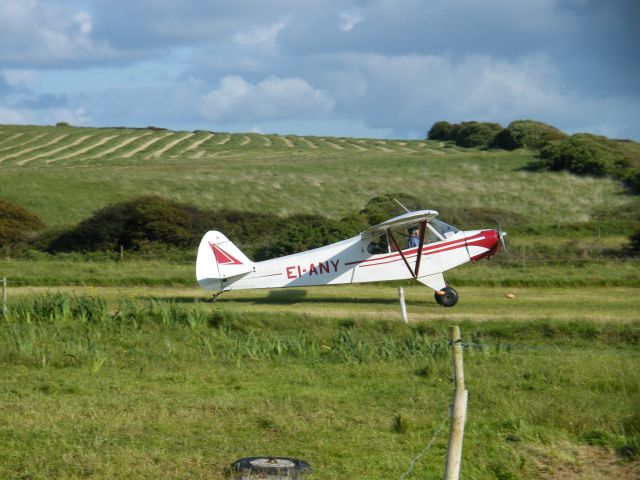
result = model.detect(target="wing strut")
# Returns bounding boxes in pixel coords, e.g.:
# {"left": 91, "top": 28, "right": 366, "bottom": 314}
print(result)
{"left": 414, "top": 221, "right": 427, "bottom": 277}
{"left": 388, "top": 230, "right": 416, "bottom": 278}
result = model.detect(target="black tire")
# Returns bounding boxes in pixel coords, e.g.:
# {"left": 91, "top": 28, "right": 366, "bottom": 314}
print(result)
{"left": 435, "top": 287, "right": 459, "bottom": 307}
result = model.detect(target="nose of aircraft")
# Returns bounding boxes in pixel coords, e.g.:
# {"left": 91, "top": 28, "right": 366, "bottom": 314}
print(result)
{"left": 465, "top": 229, "right": 502, "bottom": 261}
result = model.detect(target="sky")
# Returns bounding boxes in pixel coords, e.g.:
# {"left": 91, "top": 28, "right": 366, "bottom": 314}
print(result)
{"left": 0, "top": 0, "right": 638, "bottom": 140}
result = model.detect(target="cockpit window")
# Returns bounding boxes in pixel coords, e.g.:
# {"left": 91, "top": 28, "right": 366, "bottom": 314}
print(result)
{"left": 367, "top": 234, "right": 389, "bottom": 254}
{"left": 428, "top": 219, "right": 460, "bottom": 240}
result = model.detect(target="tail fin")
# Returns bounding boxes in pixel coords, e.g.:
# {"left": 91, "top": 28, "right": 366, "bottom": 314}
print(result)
{"left": 196, "top": 231, "right": 254, "bottom": 289}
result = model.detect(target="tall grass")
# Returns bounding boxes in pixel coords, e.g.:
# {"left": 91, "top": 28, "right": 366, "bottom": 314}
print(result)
{"left": 0, "top": 292, "right": 638, "bottom": 478}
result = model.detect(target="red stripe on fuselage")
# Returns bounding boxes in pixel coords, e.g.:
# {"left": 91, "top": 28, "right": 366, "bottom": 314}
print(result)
{"left": 347, "top": 233, "right": 487, "bottom": 268}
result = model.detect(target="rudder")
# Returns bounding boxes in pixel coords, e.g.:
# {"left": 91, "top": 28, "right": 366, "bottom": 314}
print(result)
{"left": 196, "top": 231, "right": 254, "bottom": 290}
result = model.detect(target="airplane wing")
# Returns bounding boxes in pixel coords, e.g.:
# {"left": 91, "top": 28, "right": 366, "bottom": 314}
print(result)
{"left": 361, "top": 210, "right": 439, "bottom": 238}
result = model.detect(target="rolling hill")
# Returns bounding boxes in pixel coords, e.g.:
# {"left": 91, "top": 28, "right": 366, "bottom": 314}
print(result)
{"left": 0, "top": 124, "right": 635, "bottom": 230}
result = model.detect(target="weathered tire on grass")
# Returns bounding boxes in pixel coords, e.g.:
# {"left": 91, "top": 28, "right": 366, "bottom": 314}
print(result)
{"left": 435, "top": 287, "right": 459, "bottom": 307}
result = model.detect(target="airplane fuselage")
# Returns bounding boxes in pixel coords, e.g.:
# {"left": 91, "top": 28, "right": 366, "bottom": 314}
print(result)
{"left": 200, "top": 229, "right": 499, "bottom": 292}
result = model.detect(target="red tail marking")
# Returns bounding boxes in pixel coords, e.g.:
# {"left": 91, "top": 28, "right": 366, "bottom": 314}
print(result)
{"left": 208, "top": 242, "right": 243, "bottom": 265}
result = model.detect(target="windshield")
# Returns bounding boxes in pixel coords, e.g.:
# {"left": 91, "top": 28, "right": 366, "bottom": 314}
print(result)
{"left": 429, "top": 219, "right": 460, "bottom": 240}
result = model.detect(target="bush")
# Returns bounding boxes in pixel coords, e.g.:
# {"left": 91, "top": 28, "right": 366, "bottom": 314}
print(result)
{"left": 254, "top": 214, "right": 361, "bottom": 260}
{"left": 427, "top": 121, "right": 455, "bottom": 141}
{"left": 0, "top": 199, "right": 46, "bottom": 247}
{"left": 49, "top": 196, "right": 211, "bottom": 252}
{"left": 628, "top": 230, "right": 640, "bottom": 256}
{"left": 539, "top": 134, "right": 629, "bottom": 176}
{"left": 623, "top": 169, "right": 640, "bottom": 194}
{"left": 490, "top": 120, "right": 566, "bottom": 151}
{"left": 455, "top": 121, "right": 502, "bottom": 148}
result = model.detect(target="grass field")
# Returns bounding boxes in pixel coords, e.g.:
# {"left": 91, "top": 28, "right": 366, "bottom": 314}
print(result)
{"left": 1, "top": 123, "right": 639, "bottom": 478}
{"left": 0, "top": 289, "right": 638, "bottom": 479}
{"left": 0, "top": 124, "right": 634, "bottom": 227}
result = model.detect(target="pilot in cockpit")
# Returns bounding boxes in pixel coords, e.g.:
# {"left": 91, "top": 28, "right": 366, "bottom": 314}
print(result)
{"left": 407, "top": 227, "right": 420, "bottom": 248}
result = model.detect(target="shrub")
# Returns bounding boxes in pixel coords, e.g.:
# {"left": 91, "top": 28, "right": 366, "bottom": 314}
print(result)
{"left": 629, "top": 230, "right": 640, "bottom": 256}
{"left": 427, "top": 121, "right": 455, "bottom": 141}
{"left": 254, "top": 214, "right": 360, "bottom": 260}
{"left": 623, "top": 168, "right": 640, "bottom": 194}
{"left": 49, "top": 196, "right": 211, "bottom": 252}
{"left": 491, "top": 120, "right": 566, "bottom": 151}
{"left": 454, "top": 121, "right": 502, "bottom": 148}
{"left": 0, "top": 199, "right": 46, "bottom": 247}
{"left": 539, "top": 134, "right": 629, "bottom": 176}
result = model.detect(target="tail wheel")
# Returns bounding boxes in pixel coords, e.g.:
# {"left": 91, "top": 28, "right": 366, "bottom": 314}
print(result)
{"left": 435, "top": 286, "right": 459, "bottom": 307}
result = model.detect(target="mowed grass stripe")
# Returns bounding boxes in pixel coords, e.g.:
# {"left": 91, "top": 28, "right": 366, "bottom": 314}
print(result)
{"left": 50, "top": 135, "right": 120, "bottom": 163}
{"left": 346, "top": 140, "right": 368, "bottom": 151}
{"left": 280, "top": 136, "right": 294, "bottom": 148}
{"left": 216, "top": 134, "right": 231, "bottom": 145}
{"left": 34, "top": 135, "right": 94, "bottom": 164}
{"left": 85, "top": 132, "right": 150, "bottom": 159}
{"left": 0, "top": 133, "right": 46, "bottom": 153}
{"left": 0, "top": 134, "right": 70, "bottom": 163}
{"left": 0, "top": 132, "right": 25, "bottom": 148}
{"left": 300, "top": 137, "right": 319, "bottom": 149}
{"left": 17, "top": 134, "right": 93, "bottom": 165}
{"left": 146, "top": 132, "right": 195, "bottom": 158}
{"left": 121, "top": 132, "right": 173, "bottom": 158}
{"left": 321, "top": 138, "right": 345, "bottom": 150}
{"left": 184, "top": 133, "right": 215, "bottom": 153}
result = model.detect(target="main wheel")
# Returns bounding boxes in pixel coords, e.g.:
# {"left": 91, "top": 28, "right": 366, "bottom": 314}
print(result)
{"left": 434, "top": 286, "right": 459, "bottom": 307}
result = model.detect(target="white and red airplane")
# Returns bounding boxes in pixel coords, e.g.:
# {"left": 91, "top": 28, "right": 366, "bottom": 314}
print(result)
{"left": 196, "top": 210, "right": 506, "bottom": 307}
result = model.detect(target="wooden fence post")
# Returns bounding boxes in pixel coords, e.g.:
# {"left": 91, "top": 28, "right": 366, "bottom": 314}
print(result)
{"left": 444, "top": 326, "right": 468, "bottom": 480}
{"left": 2, "top": 277, "right": 7, "bottom": 317}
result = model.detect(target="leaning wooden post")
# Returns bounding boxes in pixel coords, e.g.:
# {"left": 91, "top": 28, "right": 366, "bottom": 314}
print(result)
{"left": 398, "top": 287, "right": 408, "bottom": 324}
{"left": 444, "top": 326, "right": 468, "bottom": 480}
{"left": 2, "top": 277, "right": 7, "bottom": 317}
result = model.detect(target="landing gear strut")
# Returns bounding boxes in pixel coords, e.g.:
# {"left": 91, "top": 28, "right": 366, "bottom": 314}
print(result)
{"left": 206, "top": 290, "right": 227, "bottom": 303}
{"left": 435, "top": 286, "right": 459, "bottom": 307}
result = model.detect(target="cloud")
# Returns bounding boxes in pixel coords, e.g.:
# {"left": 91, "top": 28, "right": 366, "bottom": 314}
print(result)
{"left": 338, "top": 12, "right": 364, "bottom": 32}
{"left": 233, "top": 21, "right": 286, "bottom": 48}
{"left": 0, "top": 0, "right": 636, "bottom": 139}
{"left": 0, "top": 0, "right": 115, "bottom": 66}
{"left": 201, "top": 75, "right": 335, "bottom": 122}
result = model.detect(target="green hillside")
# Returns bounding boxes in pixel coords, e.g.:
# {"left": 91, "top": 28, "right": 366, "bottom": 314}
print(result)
{"left": 0, "top": 124, "right": 634, "bottom": 229}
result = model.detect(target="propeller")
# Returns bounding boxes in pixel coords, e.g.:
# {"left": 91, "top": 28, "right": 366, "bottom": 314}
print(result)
{"left": 497, "top": 224, "right": 508, "bottom": 252}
